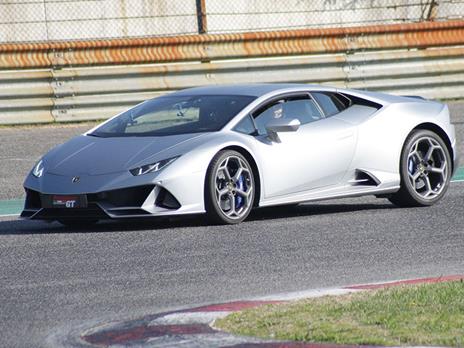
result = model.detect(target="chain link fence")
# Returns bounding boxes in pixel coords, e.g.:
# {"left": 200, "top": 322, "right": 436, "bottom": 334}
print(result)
{"left": 0, "top": 0, "right": 463, "bottom": 43}
{"left": 206, "top": 0, "right": 464, "bottom": 32}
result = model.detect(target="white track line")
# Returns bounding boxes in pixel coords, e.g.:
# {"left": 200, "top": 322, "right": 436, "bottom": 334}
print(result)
{"left": 0, "top": 213, "right": 20, "bottom": 218}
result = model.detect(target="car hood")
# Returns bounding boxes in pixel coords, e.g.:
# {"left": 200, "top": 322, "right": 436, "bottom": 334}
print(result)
{"left": 44, "top": 133, "right": 207, "bottom": 176}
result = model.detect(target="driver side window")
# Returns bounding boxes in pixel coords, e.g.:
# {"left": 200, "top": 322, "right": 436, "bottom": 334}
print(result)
{"left": 253, "top": 95, "right": 323, "bottom": 135}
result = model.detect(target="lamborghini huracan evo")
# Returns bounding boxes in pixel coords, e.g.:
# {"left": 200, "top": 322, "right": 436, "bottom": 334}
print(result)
{"left": 22, "top": 84, "right": 458, "bottom": 225}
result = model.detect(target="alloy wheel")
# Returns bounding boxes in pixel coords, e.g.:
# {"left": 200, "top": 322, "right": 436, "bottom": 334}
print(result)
{"left": 214, "top": 155, "right": 253, "bottom": 219}
{"left": 407, "top": 136, "right": 448, "bottom": 200}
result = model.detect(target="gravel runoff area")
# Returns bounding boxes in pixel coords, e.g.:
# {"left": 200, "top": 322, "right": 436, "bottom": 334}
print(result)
{"left": 0, "top": 101, "right": 463, "bottom": 201}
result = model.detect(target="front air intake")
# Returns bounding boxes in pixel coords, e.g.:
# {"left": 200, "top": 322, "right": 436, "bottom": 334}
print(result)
{"left": 88, "top": 185, "right": 155, "bottom": 207}
{"left": 24, "top": 189, "right": 41, "bottom": 209}
{"left": 155, "top": 187, "right": 181, "bottom": 210}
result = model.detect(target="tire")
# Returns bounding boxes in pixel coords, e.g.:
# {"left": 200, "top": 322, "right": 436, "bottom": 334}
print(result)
{"left": 389, "top": 129, "right": 451, "bottom": 207}
{"left": 58, "top": 219, "right": 98, "bottom": 227}
{"left": 205, "top": 150, "right": 255, "bottom": 224}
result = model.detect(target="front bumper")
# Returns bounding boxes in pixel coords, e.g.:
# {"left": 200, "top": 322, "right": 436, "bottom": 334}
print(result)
{"left": 21, "top": 184, "right": 183, "bottom": 221}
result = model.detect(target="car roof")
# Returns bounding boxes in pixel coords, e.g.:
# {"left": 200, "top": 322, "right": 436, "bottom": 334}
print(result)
{"left": 162, "top": 84, "right": 430, "bottom": 107}
{"left": 167, "top": 84, "right": 322, "bottom": 97}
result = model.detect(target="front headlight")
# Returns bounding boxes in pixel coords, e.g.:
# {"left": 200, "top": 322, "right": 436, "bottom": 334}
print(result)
{"left": 32, "top": 160, "right": 44, "bottom": 178}
{"left": 130, "top": 156, "right": 179, "bottom": 176}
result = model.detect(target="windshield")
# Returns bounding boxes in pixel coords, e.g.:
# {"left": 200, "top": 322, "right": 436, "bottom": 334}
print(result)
{"left": 90, "top": 94, "right": 256, "bottom": 137}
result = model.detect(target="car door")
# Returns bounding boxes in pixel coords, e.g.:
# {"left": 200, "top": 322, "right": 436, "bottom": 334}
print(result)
{"left": 251, "top": 93, "right": 357, "bottom": 199}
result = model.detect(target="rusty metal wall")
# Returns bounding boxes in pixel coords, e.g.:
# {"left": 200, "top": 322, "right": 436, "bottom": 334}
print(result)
{"left": 1, "top": 20, "right": 463, "bottom": 69}
{"left": 1, "top": 44, "right": 463, "bottom": 124}
{"left": 0, "top": 21, "right": 464, "bottom": 124}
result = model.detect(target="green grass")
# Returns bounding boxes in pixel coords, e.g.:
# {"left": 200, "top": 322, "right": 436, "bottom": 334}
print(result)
{"left": 215, "top": 281, "right": 464, "bottom": 346}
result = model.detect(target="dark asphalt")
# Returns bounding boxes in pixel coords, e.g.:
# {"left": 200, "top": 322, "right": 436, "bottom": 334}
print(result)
{"left": 0, "top": 122, "right": 99, "bottom": 200}
{"left": 0, "top": 103, "right": 463, "bottom": 347}
{"left": 1, "top": 187, "right": 463, "bottom": 347}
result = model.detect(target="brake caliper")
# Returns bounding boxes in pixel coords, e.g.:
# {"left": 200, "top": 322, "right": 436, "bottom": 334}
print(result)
{"left": 235, "top": 174, "right": 246, "bottom": 209}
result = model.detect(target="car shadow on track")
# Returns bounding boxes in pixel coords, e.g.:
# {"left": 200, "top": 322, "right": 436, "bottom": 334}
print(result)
{"left": 0, "top": 201, "right": 397, "bottom": 235}
{"left": 250, "top": 201, "right": 396, "bottom": 221}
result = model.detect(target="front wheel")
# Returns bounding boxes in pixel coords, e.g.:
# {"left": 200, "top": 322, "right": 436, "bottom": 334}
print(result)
{"left": 389, "top": 129, "right": 451, "bottom": 207}
{"left": 205, "top": 150, "right": 255, "bottom": 224}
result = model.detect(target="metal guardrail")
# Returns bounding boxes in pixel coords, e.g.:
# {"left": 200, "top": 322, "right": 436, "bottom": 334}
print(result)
{"left": 1, "top": 20, "right": 463, "bottom": 69}
{"left": 0, "top": 21, "right": 463, "bottom": 124}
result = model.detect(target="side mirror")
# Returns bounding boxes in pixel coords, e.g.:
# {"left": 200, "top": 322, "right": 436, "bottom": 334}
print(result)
{"left": 265, "top": 118, "right": 300, "bottom": 142}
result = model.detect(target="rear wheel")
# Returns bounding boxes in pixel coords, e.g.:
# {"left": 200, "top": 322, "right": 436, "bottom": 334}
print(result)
{"left": 389, "top": 129, "right": 451, "bottom": 207}
{"left": 205, "top": 150, "right": 255, "bottom": 224}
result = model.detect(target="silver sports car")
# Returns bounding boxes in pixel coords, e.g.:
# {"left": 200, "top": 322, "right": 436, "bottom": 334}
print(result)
{"left": 22, "top": 84, "right": 458, "bottom": 225}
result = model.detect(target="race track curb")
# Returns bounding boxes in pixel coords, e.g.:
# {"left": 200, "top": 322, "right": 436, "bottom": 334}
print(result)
{"left": 78, "top": 274, "right": 463, "bottom": 347}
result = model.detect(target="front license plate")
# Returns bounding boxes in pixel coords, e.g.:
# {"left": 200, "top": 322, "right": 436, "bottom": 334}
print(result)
{"left": 52, "top": 195, "right": 83, "bottom": 208}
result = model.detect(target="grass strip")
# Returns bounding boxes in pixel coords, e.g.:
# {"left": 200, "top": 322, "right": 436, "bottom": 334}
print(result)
{"left": 215, "top": 280, "right": 464, "bottom": 347}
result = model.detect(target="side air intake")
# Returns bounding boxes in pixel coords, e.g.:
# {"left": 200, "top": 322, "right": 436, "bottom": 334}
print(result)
{"left": 349, "top": 169, "right": 380, "bottom": 186}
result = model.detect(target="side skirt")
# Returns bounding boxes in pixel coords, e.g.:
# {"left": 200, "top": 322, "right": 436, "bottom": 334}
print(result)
{"left": 258, "top": 185, "right": 400, "bottom": 207}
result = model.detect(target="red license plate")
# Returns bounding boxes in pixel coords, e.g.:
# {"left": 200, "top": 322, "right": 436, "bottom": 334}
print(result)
{"left": 52, "top": 195, "right": 81, "bottom": 208}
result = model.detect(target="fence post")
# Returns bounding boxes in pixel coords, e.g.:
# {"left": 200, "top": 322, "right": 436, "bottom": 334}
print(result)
{"left": 196, "top": 0, "right": 207, "bottom": 34}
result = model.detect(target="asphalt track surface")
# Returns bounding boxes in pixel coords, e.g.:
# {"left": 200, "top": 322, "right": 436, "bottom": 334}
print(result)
{"left": 0, "top": 103, "right": 463, "bottom": 347}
